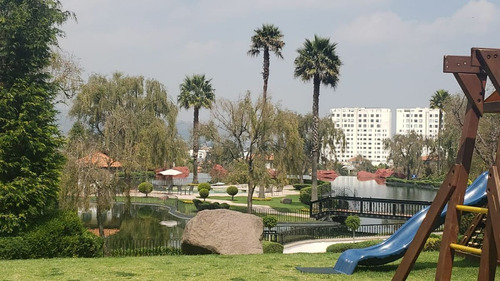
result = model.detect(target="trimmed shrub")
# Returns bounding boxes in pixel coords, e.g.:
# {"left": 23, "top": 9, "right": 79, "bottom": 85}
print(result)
{"left": 193, "top": 199, "right": 230, "bottom": 211}
{"left": 326, "top": 240, "right": 383, "bottom": 253}
{"left": 137, "top": 181, "right": 154, "bottom": 197}
{"left": 197, "top": 182, "right": 211, "bottom": 192}
{"left": 226, "top": 185, "right": 239, "bottom": 200}
{"left": 262, "top": 241, "right": 283, "bottom": 253}
{"left": 424, "top": 236, "right": 442, "bottom": 251}
{"left": 262, "top": 215, "right": 278, "bottom": 230}
{"left": 0, "top": 210, "right": 103, "bottom": 259}
{"left": 299, "top": 187, "right": 312, "bottom": 205}
{"left": 199, "top": 188, "right": 209, "bottom": 201}
{"left": 293, "top": 184, "right": 310, "bottom": 190}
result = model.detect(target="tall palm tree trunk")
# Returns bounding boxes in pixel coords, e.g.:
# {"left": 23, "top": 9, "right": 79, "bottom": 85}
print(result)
{"left": 192, "top": 107, "right": 200, "bottom": 184}
{"left": 437, "top": 109, "right": 442, "bottom": 174}
{"left": 262, "top": 48, "right": 270, "bottom": 103}
{"left": 311, "top": 76, "right": 320, "bottom": 202}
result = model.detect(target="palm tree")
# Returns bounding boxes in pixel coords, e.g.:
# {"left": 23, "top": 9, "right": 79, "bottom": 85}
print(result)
{"left": 429, "top": 89, "right": 450, "bottom": 174}
{"left": 294, "top": 35, "right": 342, "bottom": 201}
{"left": 178, "top": 74, "right": 215, "bottom": 184}
{"left": 247, "top": 24, "right": 285, "bottom": 103}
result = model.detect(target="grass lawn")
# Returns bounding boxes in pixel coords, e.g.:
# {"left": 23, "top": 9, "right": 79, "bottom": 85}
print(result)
{"left": 211, "top": 195, "right": 307, "bottom": 212}
{"left": 0, "top": 252, "right": 495, "bottom": 281}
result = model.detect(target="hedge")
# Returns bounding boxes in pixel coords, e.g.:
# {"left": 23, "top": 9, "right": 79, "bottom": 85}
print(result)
{"left": 0, "top": 210, "right": 103, "bottom": 259}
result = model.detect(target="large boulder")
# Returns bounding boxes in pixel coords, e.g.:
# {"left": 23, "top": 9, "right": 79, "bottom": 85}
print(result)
{"left": 181, "top": 209, "right": 263, "bottom": 255}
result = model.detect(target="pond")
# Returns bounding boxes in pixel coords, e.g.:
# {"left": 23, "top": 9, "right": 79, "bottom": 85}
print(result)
{"left": 79, "top": 203, "right": 187, "bottom": 248}
{"left": 329, "top": 176, "right": 437, "bottom": 224}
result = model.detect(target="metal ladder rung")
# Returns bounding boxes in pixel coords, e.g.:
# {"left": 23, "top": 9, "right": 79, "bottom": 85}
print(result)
{"left": 450, "top": 243, "right": 482, "bottom": 255}
{"left": 456, "top": 205, "right": 488, "bottom": 214}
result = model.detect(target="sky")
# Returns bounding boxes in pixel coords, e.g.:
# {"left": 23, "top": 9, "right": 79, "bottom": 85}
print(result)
{"left": 57, "top": 0, "right": 500, "bottom": 127}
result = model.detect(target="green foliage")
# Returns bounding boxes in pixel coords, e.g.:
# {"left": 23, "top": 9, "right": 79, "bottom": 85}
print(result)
{"left": 386, "top": 176, "right": 442, "bottom": 188}
{"left": 293, "top": 184, "right": 310, "bottom": 190}
{"left": 0, "top": 211, "right": 103, "bottom": 259}
{"left": 108, "top": 246, "right": 181, "bottom": 257}
{"left": 262, "top": 215, "right": 278, "bottom": 230}
{"left": 226, "top": 185, "right": 239, "bottom": 200}
{"left": 197, "top": 182, "right": 211, "bottom": 192}
{"left": 299, "top": 182, "right": 331, "bottom": 204}
{"left": 299, "top": 187, "right": 312, "bottom": 205}
{"left": 192, "top": 199, "right": 230, "bottom": 211}
{"left": 384, "top": 132, "right": 425, "bottom": 179}
{"left": 345, "top": 215, "right": 361, "bottom": 231}
{"left": 198, "top": 188, "right": 209, "bottom": 201}
{"left": 424, "top": 236, "right": 442, "bottom": 252}
{"left": 0, "top": 0, "right": 69, "bottom": 235}
{"left": 137, "top": 182, "right": 154, "bottom": 197}
{"left": 326, "top": 240, "right": 383, "bottom": 253}
{"left": 262, "top": 241, "right": 283, "bottom": 254}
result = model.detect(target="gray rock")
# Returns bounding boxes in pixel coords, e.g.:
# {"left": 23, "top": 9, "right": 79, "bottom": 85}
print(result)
{"left": 280, "top": 198, "right": 292, "bottom": 204}
{"left": 181, "top": 209, "right": 263, "bottom": 255}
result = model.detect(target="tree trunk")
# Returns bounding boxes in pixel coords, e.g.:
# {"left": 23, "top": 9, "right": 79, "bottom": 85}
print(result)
{"left": 257, "top": 48, "right": 270, "bottom": 199}
{"left": 247, "top": 160, "right": 254, "bottom": 213}
{"left": 192, "top": 107, "right": 200, "bottom": 184}
{"left": 437, "top": 109, "right": 442, "bottom": 174}
{"left": 311, "top": 76, "right": 320, "bottom": 202}
{"left": 262, "top": 48, "right": 270, "bottom": 104}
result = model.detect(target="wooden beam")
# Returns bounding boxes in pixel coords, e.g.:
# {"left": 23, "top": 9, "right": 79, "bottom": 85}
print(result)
{"left": 392, "top": 165, "right": 462, "bottom": 281}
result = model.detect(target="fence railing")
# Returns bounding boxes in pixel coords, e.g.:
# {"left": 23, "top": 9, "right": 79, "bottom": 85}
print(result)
{"left": 264, "top": 223, "right": 403, "bottom": 244}
{"left": 103, "top": 238, "right": 182, "bottom": 257}
{"left": 311, "top": 196, "right": 432, "bottom": 220}
{"left": 263, "top": 223, "right": 445, "bottom": 245}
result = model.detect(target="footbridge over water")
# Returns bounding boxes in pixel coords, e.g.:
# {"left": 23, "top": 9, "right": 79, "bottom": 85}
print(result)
{"left": 310, "top": 196, "right": 432, "bottom": 220}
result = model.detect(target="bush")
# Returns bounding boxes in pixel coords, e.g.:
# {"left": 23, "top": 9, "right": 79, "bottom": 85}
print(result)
{"left": 262, "top": 215, "right": 278, "bottom": 230}
{"left": 326, "top": 240, "right": 383, "bottom": 253}
{"left": 299, "top": 187, "right": 312, "bottom": 205}
{"left": 197, "top": 182, "right": 211, "bottom": 192}
{"left": 293, "top": 184, "right": 310, "bottom": 190}
{"left": 262, "top": 241, "right": 283, "bottom": 253}
{"left": 424, "top": 236, "right": 442, "bottom": 251}
{"left": 226, "top": 186, "right": 239, "bottom": 200}
{"left": 0, "top": 210, "right": 103, "bottom": 259}
{"left": 199, "top": 188, "right": 209, "bottom": 201}
{"left": 137, "top": 182, "right": 153, "bottom": 197}
{"left": 192, "top": 199, "right": 230, "bottom": 211}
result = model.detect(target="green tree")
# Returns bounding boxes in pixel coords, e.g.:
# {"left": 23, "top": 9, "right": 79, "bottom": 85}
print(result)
{"left": 226, "top": 186, "right": 239, "bottom": 201}
{"left": 67, "top": 73, "right": 183, "bottom": 235}
{"left": 0, "top": 0, "right": 71, "bottom": 235}
{"left": 429, "top": 89, "right": 450, "bottom": 174}
{"left": 199, "top": 188, "right": 209, "bottom": 201}
{"left": 345, "top": 215, "right": 361, "bottom": 241}
{"left": 178, "top": 74, "right": 215, "bottom": 184}
{"left": 384, "top": 132, "right": 425, "bottom": 179}
{"left": 247, "top": 24, "right": 285, "bottom": 103}
{"left": 212, "top": 93, "right": 275, "bottom": 212}
{"left": 138, "top": 182, "right": 153, "bottom": 197}
{"left": 294, "top": 35, "right": 342, "bottom": 201}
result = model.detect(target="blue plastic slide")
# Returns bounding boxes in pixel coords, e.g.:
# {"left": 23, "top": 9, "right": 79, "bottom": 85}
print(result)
{"left": 297, "top": 171, "right": 489, "bottom": 275}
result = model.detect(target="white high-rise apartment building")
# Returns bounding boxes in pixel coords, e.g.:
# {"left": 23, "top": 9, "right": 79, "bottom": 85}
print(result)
{"left": 395, "top": 108, "right": 441, "bottom": 138}
{"left": 328, "top": 107, "right": 392, "bottom": 165}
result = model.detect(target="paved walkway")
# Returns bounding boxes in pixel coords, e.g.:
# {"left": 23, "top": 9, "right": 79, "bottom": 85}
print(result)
{"left": 283, "top": 236, "right": 390, "bottom": 254}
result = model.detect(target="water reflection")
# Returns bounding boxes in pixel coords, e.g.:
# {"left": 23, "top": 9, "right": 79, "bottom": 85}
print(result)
{"left": 79, "top": 203, "right": 186, "bottom": 243}
{"left": 330, "top": 176, "right": 437, "bottom": 224}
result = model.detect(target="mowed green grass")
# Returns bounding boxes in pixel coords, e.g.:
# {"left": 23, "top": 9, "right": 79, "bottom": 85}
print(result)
{"left": 0, "top": 252, "right": 496, "bottom": 281}
{"left": 210, "top": 195, "right": 306, "bottom": 212}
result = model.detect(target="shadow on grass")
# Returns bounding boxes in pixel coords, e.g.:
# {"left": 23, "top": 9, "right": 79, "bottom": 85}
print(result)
{"left": 356, "top": 258, "right": 480, "bottom": 274}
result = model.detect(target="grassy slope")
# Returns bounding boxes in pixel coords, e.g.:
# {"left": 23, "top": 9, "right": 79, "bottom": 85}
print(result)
{"left": 0, "top": 252, "right": 495, "bottom": 281}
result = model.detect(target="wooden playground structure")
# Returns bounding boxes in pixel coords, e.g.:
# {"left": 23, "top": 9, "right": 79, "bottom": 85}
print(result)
{"left": 393, "top": 48, "right": 500, "bottom": 280}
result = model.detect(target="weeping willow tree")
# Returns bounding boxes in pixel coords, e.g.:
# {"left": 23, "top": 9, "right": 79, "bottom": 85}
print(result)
{"left": 61, "top": 73, "right": 185, "bottom": 236}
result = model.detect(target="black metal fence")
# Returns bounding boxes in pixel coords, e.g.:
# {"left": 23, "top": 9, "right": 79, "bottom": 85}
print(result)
{"left": 103, "top": 238, "right": 182, "bottom": 257}
{"left": 263, "top": 223, "right": 404, "bottom": 244}
{"left": 311, "top": 196, "right": 432, "bottom": 220}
